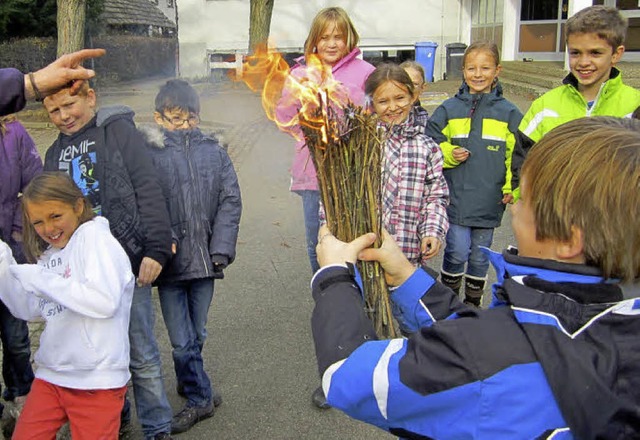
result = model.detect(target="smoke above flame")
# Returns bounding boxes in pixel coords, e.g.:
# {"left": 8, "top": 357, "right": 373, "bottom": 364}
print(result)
{"left": 237, "top": 44, "right": 351, "bottom": 142}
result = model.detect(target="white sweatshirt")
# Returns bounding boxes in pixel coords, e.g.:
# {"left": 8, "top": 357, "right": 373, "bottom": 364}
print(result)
{"left": 0, "top": 216, "right": 134, "bottom": 390}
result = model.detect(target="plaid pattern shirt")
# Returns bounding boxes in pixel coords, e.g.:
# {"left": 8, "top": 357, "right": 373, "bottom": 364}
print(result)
{"left": 382, "top": 110, "right": 449, "bottom": 264}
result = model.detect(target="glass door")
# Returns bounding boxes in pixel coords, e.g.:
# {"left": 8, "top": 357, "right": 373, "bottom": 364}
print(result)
{"left": 518, "top": 0, "right": 568, "bottom": 60}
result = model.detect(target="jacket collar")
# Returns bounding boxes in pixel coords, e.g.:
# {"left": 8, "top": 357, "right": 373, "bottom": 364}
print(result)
{"left": 455, "top": 80, "right": 504, "bottom": 101}
{"left": 562, "top": 66, "right": 621, "bottom": 89}
{"left": 484, "top": 247, "right": 626, "bottom": 306}
{"left": 381, "top": 110, "right": 423, "bottom": 140}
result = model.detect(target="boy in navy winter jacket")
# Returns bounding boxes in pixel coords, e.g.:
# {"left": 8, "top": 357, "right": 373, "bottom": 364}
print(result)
{"left": 311, "top": 116, "right": 640, "bottom": 439}
{"left": 145, "top": 79, "right": 242, "bottom": 435}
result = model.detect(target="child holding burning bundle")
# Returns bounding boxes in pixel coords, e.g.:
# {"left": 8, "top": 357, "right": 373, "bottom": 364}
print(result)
{"left": 310, "top": 116, "right": 640, "bottom": 438}
{"left": 364, "top": 63, "right": 449, "bottom": 267}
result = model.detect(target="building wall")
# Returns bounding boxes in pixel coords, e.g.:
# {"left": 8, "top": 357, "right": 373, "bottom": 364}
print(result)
{"left": 178, "top": 0, "right": 468, "bottom": 79}
{"left": 154, "top": 0, "right": 177, "bottom": 24}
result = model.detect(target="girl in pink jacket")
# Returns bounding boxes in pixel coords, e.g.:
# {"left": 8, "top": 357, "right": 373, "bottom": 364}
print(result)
{"left": 275, "top": 6, "right": 374, "bottom": 275}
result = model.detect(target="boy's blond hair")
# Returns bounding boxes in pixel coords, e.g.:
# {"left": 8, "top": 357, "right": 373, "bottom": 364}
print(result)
{"left": 522, "top": 116, "right": 640, "bottom": 282}
{"left": 304, "top": 7, "right": 359, "bottom": 60}
{"left": 565, "top": 5, "right": 628, "bottom": 49}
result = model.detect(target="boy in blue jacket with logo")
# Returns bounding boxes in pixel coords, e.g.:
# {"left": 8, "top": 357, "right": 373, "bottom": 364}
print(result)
{"left": 311, "top": 116, "right": 640, "bottom": 439}
{"left": 144, "top": 79, "right": 242, "bottom": 435}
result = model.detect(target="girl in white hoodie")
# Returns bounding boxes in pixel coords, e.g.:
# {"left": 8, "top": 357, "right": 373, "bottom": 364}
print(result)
{"left": 0, "top": 172, "right": 134, "bottom": 439}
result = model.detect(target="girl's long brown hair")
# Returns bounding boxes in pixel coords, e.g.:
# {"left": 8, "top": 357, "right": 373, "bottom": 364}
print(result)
{"left": 22, "top": 172, "right": 95, "bottom": 262}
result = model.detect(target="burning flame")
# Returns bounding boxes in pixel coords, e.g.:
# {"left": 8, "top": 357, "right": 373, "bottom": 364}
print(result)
{"left": 237, "top": 43, "right": 351, "bottom": 143}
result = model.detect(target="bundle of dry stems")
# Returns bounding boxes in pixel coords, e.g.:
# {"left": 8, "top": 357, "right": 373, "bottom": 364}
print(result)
{"left": 300, "top": 99, "right": 397, "bottom": 339}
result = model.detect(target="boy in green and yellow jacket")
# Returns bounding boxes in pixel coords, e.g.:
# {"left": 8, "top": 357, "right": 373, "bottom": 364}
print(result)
{"left": 517, "top": 6, "right": 640, "bottom": 161}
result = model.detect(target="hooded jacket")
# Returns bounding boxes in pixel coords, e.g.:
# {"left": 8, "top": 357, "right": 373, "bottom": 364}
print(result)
{"left": 44, "top": 106, "right": 172, "bottom": 276}
{"left": 311, "top": 249, "right": 640, "bottom": 439}
{"left": 513, "top": 68, "right": 640, "bottom": 182}
{"left": 426, "top": 81, "right": 522, "bottom": 228}
{"left": 0, "top": 217, "right": 134, "bottom": 390}
{"left": 275, "top": 48, "right": 375, "bottom": 191}
{"left": 0, "top": 120, "right": 43, "bottom": 252}
{"left": 519, "top": 68, "right": 640, "bottom": 146}
{"left": 143, "top": 126, "right": 242, "bottom": 283}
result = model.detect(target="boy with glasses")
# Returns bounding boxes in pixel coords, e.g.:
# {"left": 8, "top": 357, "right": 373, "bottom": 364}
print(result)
{"left": 144, "top": 79, "right": 242, "bottom": 434}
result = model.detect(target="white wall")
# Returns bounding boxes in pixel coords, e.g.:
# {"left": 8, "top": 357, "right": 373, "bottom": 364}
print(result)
{"left": 155, "top": 0, "right": 177, "bottom": 24}
{"left": 178, "top": 0, "right": 466, "bottom": 79}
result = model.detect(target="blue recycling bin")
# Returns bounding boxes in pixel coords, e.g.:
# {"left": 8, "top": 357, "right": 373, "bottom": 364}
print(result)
{"left": 415, "top": 41, "right": 438, "bottom": 83}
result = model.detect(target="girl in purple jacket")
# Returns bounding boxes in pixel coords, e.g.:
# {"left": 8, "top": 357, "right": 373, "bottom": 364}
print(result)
{"left": 275, "top": 7, "right": 375, "bottom": 275}
{"left": 0, "top": 115, "right": 41, "bottom": 426}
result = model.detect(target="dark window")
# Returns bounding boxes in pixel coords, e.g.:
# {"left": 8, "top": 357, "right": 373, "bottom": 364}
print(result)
{"left": 521, "top": 0, "right": 559, "bottom": 21}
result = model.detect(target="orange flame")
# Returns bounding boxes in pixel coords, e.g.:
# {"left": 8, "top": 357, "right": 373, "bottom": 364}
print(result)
{"left": 237, "top": 43, "right": 350, "bottom": 143}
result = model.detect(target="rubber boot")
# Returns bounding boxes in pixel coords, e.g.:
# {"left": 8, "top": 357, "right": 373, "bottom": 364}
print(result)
{"left": 440, "top": 270, "right": 464, "bottom": 296}
{"left": 464, "top": 275, "right": 486, "bottom": 308}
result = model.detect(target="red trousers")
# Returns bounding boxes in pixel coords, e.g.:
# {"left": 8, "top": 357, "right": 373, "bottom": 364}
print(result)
{"left": 13, "top": 378, "right": 126, "bottom": 440}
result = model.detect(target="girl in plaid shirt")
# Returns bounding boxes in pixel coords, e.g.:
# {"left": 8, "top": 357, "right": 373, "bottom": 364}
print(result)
{"left": 365, "top": 63, "right": 449, "bottom": 267}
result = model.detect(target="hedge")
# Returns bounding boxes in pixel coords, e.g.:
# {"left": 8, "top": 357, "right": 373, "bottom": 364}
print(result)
{"left": 0, "top": 35, "right": 177, "bottom": 83}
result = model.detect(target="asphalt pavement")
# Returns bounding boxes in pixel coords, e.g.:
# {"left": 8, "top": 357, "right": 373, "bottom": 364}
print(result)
{"left": 10, "top": 76, "right": 525, "bottom": 439}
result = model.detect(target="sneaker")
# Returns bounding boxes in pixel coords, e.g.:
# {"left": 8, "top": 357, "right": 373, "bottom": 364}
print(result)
{"left": 311, "top": 386, "right": 330, "bottom": 410}
{"left": 170, "top": 403, "right": 214, "bottom": 434}
{"left": 176, "top": 384, "right": 223, "bottom": 407}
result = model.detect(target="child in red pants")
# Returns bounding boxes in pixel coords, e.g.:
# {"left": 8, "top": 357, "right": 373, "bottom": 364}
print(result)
{"left": 0, "top": 173, "right": 134, "bottom": 439}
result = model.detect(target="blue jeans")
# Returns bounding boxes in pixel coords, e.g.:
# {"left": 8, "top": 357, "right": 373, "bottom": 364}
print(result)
{"left": 0, "top": 300, "right": 34, "bottom": 400}
{"left": 295, "top": 190, "right": 320, "bottom": 274}
{"left": 158, "top": 278, "right": 214, "bottom": 408}
{"left": 442, "top": 224, "right": 495, "bottom": 278}
{"left": 127, "top": 285, "right": 173, "bottom": 439}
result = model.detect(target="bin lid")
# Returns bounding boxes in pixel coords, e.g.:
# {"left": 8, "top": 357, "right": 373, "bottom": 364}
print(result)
{"left": 415, "top": 41, "right": 438, "bottom": 48}
{"left": 445, "top": 42, "right": 467, "bottom": 49}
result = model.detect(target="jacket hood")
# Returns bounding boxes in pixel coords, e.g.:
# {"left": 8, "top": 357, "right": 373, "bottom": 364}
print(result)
{"left": 96, "top": 105, "right": 135, "bottom": 127}
{"left": 383, "top": 110, "right": 424, "bottom": 139}
{"left": 139, "top": 123, "right": 166, "bottom": 149}
{"left": 140, "top": 124, "right": 223, "bottom": 151}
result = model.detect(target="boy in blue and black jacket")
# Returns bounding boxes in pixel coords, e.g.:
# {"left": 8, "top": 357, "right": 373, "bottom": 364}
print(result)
{"left": 144, "top": 79, "right": 242, "bottom": 435}
{"left": 311, "top": 116, "right": 640, "bottom": 439}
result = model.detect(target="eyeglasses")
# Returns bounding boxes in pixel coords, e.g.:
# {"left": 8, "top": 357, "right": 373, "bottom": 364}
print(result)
{"left": 161, "top": 113, "right": 200, "bottom": 127}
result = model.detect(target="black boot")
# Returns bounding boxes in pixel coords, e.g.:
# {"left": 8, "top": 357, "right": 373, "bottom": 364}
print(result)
{"left": 440, "top": 271, "right": 463, "bottom": 295}
{"left": 464, "top": 276, "right": 486, "bottom": 308}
